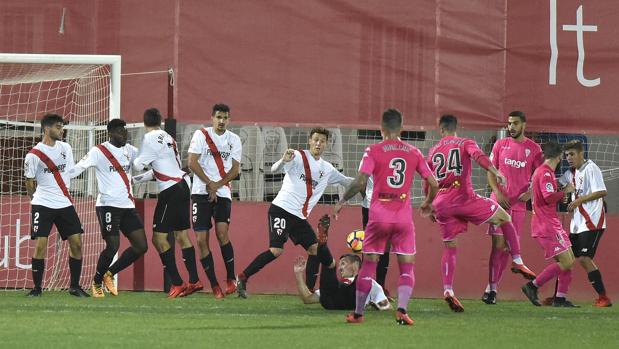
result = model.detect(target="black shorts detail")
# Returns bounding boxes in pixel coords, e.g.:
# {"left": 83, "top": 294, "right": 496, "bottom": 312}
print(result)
{"left": 96, "top": 206, "right": 144, "bottom": 239}
{"left": 268, "top": 204, "right": 317, "bottom": 250}
{"left": 191, "top": 194, "right": 232, "bottom": 232}
{"left": 31, "top": 205, "right": 83, "bottom": 240}
{"left": 153, "top": 180, "right": 190, "bottom": 233}
{"left": 570, "top": 230, "right": 604, "bottom": 258}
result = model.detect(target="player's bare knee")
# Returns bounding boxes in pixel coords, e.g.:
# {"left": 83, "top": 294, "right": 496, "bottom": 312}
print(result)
{"left": 306, "top": 243, "right": 318, "bottom": 255}
{"left": 216, "top": 231, "right": 229, "bottom": 245}
{"left": 33, "top": 238, "right": 47, "bottom": 259}
{"left": 174, "top": 230, "right": 193, "bottom": 248}
{"left": 269, "top": 247, "right": 283, "bottom": 257}
{"left": 444, "top": 240, "right": 457, "bottom": 248}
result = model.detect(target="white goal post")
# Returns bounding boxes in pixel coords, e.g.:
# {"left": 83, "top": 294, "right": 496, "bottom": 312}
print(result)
{"left": 0, "top": 53, "right": 121, "bottom": 290}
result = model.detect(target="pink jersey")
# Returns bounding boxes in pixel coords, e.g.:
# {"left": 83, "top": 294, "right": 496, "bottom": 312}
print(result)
{"left": 530, "top": 163, "right": 565, "bottom": 238}
{"left": 490, "top": 137, "right": 543, "bottom": 210}
{"left": 359, "top": 139, "right": 432, "bottom": 223}
{"left": 427, "top": 136, "right": 491, "bottom": 198}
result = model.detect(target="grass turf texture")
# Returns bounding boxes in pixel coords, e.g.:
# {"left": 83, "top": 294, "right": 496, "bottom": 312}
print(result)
{"left": 0, "top": 291, "right": 616, "bottom": 348}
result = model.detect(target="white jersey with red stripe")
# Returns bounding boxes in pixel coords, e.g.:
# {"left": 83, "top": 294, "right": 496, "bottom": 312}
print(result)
{"left": 24, "top": 141, "right": 75, "bottom": 209}
{"left": 67, "top": 142, "right": 138, "bottom": 208}
{"left": 133, "top": 129, "right": 187, "bottom": 192}
{"left": 558, "top": 160, "right": 607, "bottom": 234}
{"left": 272, "top": 150, "right": 352, "bottom": 219}
{"left": 187, "top": 127, "right": 242, "bottom": 199}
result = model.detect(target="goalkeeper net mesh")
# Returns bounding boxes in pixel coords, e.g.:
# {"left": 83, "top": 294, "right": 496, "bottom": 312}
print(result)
{"left": 0, "top": 61, "right": 112, "bottom": 289}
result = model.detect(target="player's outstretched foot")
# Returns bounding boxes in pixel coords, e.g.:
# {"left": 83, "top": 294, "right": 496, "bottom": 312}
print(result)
{"left": 102, "top": 271, "right": 118, "bottom": 296}
{"left": 167, "top": 283, "right": 187, "bottom": 298}
{"left": 317, "top": 214, "right": 330, "bottom": 245}
{"left": 553, "top": 297, "right": 580, "bottom": 308}
{"left": 521, "top": 281, "right": 541, "bottom": 306}
{"left": 69, "top": 286, "right": 91, "bottom": 297}
{"left": 183, "top": 280, "right": 204, "bottom": 297}
{"left": 212, "top": 285, "right": 225, "bottom": 299}
{"left": 541, "top": 296, "right": 555, "bottom": 306}
{"left": 395, "top": 309, "right": 414, "bottom": 326}
{"left": 444, "top": 295, "right": 464, "bottom": 312}
{"left": 91, "top": 282, "right": 105, "bottom": 298}
{"left": 346, "top": 313, "right": 364, "bottom": 324}
{"left": 481, "top": 291, "right": 497, "bottom": 305}
{"left": 225, "top": 279, "right": 237, "bottom": 295}
{"left": 594, "top": 295, "right": 613, "bottom": 308}
{"left": 26, "top": 288, "right": 42, "bottom": 297}
{"left": 236, "top": 276, "right": 248, "bottom": 299}
{"left": 511, "top": 262, "right": 536, "bottom": 280}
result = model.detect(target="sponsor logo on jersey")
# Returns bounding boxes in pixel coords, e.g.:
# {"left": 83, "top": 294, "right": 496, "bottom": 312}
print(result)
{"left": 299, "top": 173, "right": 319, "bottom": 189}
{"left": 108, "top": 165, "right": 131, "bottom": 173}
{"left": 504, "top": 158, "right": 526, "bottom": 168}
{"left": 206, "top": 149, "right": 232, "bottom": 161}
{"left": 43, "top": 163, "right": 67, "bottom": 173}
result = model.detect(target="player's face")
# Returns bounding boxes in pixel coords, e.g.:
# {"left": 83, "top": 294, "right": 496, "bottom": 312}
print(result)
{"left": 338, "top": 258, "right": 356, "bottom": 278}
{"left": 45, "top": 122, "right": 64, "bottom": 141}
{"left": 109, "top": 127, "right": 128, "bottom": 146}
{"left": 308, "top": 132, "right": 328, "bottom": 157}
{"left": 565, "top": 149, "right": 585, "bottom": 168}
{"left": 507, "top": 116, "right": 524, "bottom": 139}
{"left": 211, "top": 111, "right": 230, "bottom": 134}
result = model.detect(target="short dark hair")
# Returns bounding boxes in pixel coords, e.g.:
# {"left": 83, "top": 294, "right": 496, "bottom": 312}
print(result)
{"left": 508, "top": 110, "right": 526, "bottom": 122}
{"left": 542, "top": 142, "right": 563, "bottom": 160}
{"left": 143, "top": 108, "right": 162, "bottom": 127}
{"left": 309, "top": 127, "right": 329, "bottom": 140}
{"left": 381, "top": 108, "right": 403, "bottom": 131}
{"left": 107, "top": 118, "right": 127, "bottom": 133}
{"left": 563, "top": 140, "right": 584, "bottom": 153}
{"left": 439, "top": 114, "right": 458, "bottom": 132}
{"left": 212, "top": 103, "right": 230, "bottom": 116}
{"left": 339, "top": 254, "right": 361, "bottom": 266}
{"left": 40, "top": 113, "right": 64, "bottom": 129}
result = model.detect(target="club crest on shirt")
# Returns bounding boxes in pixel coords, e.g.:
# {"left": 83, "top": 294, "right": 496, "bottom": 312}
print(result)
{"left": 60, "top": 152, "right": 66, "bottom": 159}
{"left": 318, "top": 170, "right": 325, "bottom": 178}
{"left": 525, "top": 148, "right": 531, "bottom": 157}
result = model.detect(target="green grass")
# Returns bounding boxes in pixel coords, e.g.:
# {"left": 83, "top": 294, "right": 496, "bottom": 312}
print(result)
{"left": 0, "top": 291, "right": 617, "bottom": 348}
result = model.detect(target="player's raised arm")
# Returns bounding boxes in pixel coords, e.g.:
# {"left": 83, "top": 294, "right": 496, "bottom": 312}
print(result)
{"left": 333, "top": 171, "right": 369, "bottom": 218}
{"left": 66, "top": 146, "right": 98, "bottom": 179}
{"left": 464, "top": 139, "right": 507, "bottom": 186}
{"left": 132, "top": 138, "right": 157, "bottom": 171}
{"left": 271, "top": 148, "right": 296, "bottom": 173}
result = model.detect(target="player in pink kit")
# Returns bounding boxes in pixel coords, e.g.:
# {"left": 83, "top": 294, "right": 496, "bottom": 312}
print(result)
{"left": 334, "top": 109, "right": 439, "bottom": 325}
{"left": 522, "top": 142, "right": 578, "bottom": 307}
{"left": 483, "top": 111, "right": 543, "bottom": 304}
{"left": 428, "top": 115, "right": 535, "bottom": 312}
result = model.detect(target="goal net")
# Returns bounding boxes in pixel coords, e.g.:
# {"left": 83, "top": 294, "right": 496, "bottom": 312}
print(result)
{"left": 0, "top": 54, "right": 120, "bottom": 290}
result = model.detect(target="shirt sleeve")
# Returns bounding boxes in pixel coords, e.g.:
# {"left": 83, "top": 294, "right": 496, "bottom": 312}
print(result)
{"left": 283, "top": 150, "right": 302, "bottom": 173}
{"left": 489, "top": 141, "right": 500, "bottom": 168}
{"left": 133, "top": 136, "right": 158, "bottom": 171}
{"left": 66, "top": 146, "right": 98, "bottom": 178}
{"left": 231, "top": 134, "right": 242, "bottom": 162}
{"left": 327, "top": 166, "right": 353, "bottom": 186}
{"left": 358, "top": 147, "right": 374, "bottom": 176}
{"left": 464, "top": 139, "right": 491, "bottom": 170}
{"left": 187, "top": 130, "right": 204, "bottom": 155}
{"left": 532, "top": 144, "right": 545, "bottom": 168}
{"left": 23, "top": 153, "right": 39, "bottom": 178}
{"left": 414, "top": 149, "right": 433, "bottom": 179}
{"left": 539, "top": 171, "right": 564, "bottom": 204}
{"left": 557, "top": 170, "right": 571, "bottom": 187}
{"left": 589, "top": 164, "right": 607, "bottom": 193}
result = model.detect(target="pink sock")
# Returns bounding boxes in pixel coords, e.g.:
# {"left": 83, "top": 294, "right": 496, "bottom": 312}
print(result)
{"left": 556, "top": 269, "right": 573, "bottom": 298}
{"left": 355, "top": 259, "right": 377, "bottom": 315}
{"left": 500, "top": 222, "right": 521, "bottom": 258}
{"left": 489, "top": 248, "right": 509, "bottom": 290}
{"left": 442, "top": 246, "right": 457, "bottom": 292}
{"left": 397, "top": 262, "right": 415, "bottom": 310}
{"left": 533, "top": 263, "right": 562, "bottom": 288}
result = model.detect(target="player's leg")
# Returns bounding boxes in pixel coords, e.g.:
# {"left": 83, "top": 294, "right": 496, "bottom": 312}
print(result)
{"left": 192, "top": 196, "right": 222, "bottom": 297}
{"left": 92, "top": 207, "right": 121, "bottom": 297}
{"left": 389, "top": 222, "right": 416, "bottom": 325}
{"left": 362, "top": 207, "right": 390, "bottom": 290}
{"left": 175, "top": 229, "right": 201, "bottom": 295}
{"left": 575, "top": 230, "right": 612, "bottom": 306}
{"left": 442, "top": 239, "right": 463, "bottom": 312}
{"left": 213, "top": 197, "right": 236, "bottom": 294}
{"left": 487, "top": 205, "right": 535, "bottom": 279}
{"left": 58, "top": 206, "right": 89, "bottom": 297}
{"left": 237, "top": 205, "right": 288, "bottom": 298}
{"left": 522, "top": 236, "right": 574, "bottom": 306}
{"left": 28, "top": 205, "right": 52, "bottom": 296}
{"left": 172, "top": 181, "right": 201, "bottom": 296}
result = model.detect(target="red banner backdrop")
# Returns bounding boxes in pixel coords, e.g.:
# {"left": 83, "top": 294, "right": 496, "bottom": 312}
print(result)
{"left": 2, "top": 0, "right": 617, "bottom": 132}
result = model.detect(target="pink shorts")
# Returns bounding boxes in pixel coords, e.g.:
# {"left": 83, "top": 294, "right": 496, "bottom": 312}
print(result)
{"left": 534, "top": 230, "right": 571, "bottom": 259}
{"left": 434, "top": 193, "right": 499, "bottom": 241}
{"left": 488, "top": 208, "right": 526, "bottom": 236}
{"left": 363, "top": 221, "right": 415, "bottom": 255}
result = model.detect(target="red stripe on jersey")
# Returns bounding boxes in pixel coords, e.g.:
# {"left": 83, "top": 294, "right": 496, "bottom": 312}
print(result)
{"left": 153, "top": 170, "right": 183, "bottom": 183}
{"left": 572, "top": 168, "right": 605, "bottom": 230}
{"left": 199, "top": 128, "right": 231, "bottom": 189}
{"left": 299, "top": 150, "right": 313, "bottom": 218}
{"left": 28, "top": 148, "right": 74, "bottom": 204}
{"left": 96, "top": 144, "right": 135, "bottom": 203}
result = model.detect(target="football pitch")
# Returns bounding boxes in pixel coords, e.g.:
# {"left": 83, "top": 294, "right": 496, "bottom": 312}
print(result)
{"left": 0, "top": 291, "right": 616, "bottom": 348}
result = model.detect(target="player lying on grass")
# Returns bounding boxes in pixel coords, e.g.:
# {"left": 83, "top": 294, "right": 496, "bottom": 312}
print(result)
{"left": 293, "top": 215, "right": 391, "bottom": 311}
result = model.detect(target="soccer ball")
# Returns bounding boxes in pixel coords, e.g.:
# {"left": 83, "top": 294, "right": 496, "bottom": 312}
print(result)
{"left": 346, "top": 230, "right": 365, "bottom": 253}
